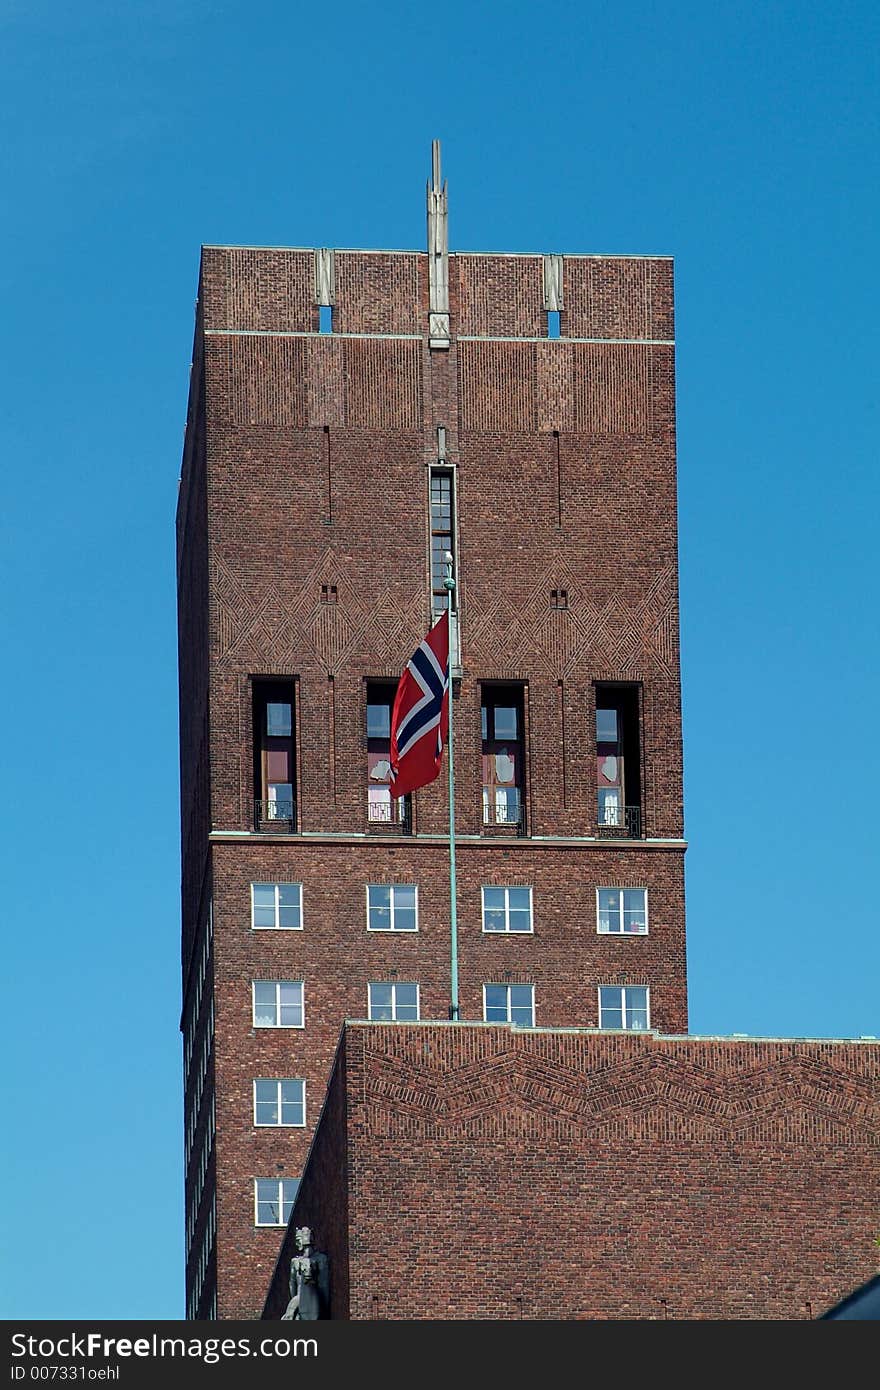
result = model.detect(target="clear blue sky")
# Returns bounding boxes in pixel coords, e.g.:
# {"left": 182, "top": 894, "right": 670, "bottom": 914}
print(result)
{"left": 1, "top": 0, "right": 877, "bottom": 1320}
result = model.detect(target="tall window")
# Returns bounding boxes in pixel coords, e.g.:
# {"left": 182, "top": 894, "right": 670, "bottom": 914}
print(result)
{"left": 595, "top": 684, "right": 641, "bottom": 837}
{"left": 367, "top": 982, "right": 420, "bottom": 1021}
{"left": 483, "top": 983, "right": 535, "bottom": 1027}
{"left": 430, "top": 469, "right": 455, "bottom": 622}
{"left": 598, "top": 985, "right": 649, "bottom": 1031}
{"left": 481, "top": 687, "right": 525, "bottom": 829}
{"left": 366, "top": 681, "right": 409, "bottom": 828}
{"left": 253, "top": 680, "right": 296, "bottom": 827}
{"left": 253, "top": 1079, "right": 306, "bottom": 1127}
{"left": 254, "top": 1178, "right": 299, "bottom": 1227}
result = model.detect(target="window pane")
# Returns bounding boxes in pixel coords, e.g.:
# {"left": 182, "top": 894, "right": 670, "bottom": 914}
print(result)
{"left": 367, "top": 703, "right": 391, "bottom": 740}
{"left": 393, "top": 885, "right": 416, "bottom": 931}
{"left": 484, "top": 985, "right": 508, "bottom": 1022}
{"left": 625, "top": 988, "right": 649, "bottom": 1031}
{"left": 395, "top": 984, "right": 419, "bottom": 1020}
{"left": 368, "top": 885, "right": 390, "bottom": 929}
{"left": 277, "top": 884, "right": 301, "bottom": 928}
{"left": 597, "top": 888, "right": 620, "bottom": 932}
{"left": 267, "top": 702, "right": 292, "bottom": 736}
{"left": 494, "top": 706, "right": 518, "bottom": 739}
{"left": 256, "top": 1179, "right": 278, "bottom": 1223}
{"left": 623, "top": 890, "right": 647, "bottom": 932}
{"left": 253, "top": 884, "right": 277, "bottom": 928}
{"left": 509, "top": 985, "right": 534, "bottom": 1027}
{"left": 369, "top": 984, "right": 393, "bottom": 1020}
{"left": 281, "top": 1180, "right": 299, "bottom": 1222}
{"left": 254, "top": 1081, "right": 278, "bottom": 1124}
{"left": 279, "top": 983, "right": 304, "bottom": 1026}
{"left": 280, "top": 1081, "right": 305, "bottom": 1125}
{"left": 599, "top": 987, "right": 623, "bottom": 1029}
{"left": 253, "top": 983, "right": 277, "bottom": 1026}
{"left": 266, "top": 748, "right": 290, "bottom": 781}
{"left": 482, "top": 887, "right": 505, "bottom": 932}
{"left": 268, "top": 783, "right": 293, "bottom": 818}
{"left": 596, "top": 708, "right": 618, "bottom": 742}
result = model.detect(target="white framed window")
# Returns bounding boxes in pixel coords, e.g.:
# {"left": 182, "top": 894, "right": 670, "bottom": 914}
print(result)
{"left": 368, "top": 982, "right": 420, "bottom": 1021}
{"left": 251, "top": 882, "right": 302, "bottom": 930}
{"left": 252, "top": 981, "right": 305, "bottom": 1028}
{"left": 598, "top": 985, "right": 649, "bottom": 1031}
{"left": 366, "top": 884, "right": 418, "bottom": 932}
{"left": 253, "top": 1079, "right": 306, "bottom": 1127}
{"left": 597, "top": 888, "right": 648, "bottom": 935}
{"left": 254, "top": 1178, "right": 299, "bottom": 1227}
{"left": 482, "top": 885, "right": 533, "bottom": 933}
{"left": 483, "top": 983, "right": 534, "bottom": 1028}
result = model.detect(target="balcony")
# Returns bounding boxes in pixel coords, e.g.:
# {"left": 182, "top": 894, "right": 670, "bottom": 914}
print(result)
{"left": 254, "top": 799, "right": 297, "bottom": 833}
{"left": 596, "top": 804, "right": 642, "bottom": 839}
{"left": 367, "top": 796, "right": 412, "bottom": 835}
{"left": 482, "top": 792, "right": 526, "bottom": 837}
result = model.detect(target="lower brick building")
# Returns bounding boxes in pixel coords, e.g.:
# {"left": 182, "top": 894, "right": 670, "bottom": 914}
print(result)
{"left": 262, "top": 1023, "right": 880, "bottom": 1321}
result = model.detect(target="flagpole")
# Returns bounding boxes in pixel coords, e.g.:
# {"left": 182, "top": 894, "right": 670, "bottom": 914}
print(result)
{"left": 443, "top": 552, "right": 459, "bottom": 1021}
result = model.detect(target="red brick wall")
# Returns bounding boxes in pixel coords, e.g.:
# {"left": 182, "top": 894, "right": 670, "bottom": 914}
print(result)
{"left": 180, "top": 245, "right": 686, "bottom": 1318}
{"left": 262, "top": 1024, "right": 880, "bottom": 1321}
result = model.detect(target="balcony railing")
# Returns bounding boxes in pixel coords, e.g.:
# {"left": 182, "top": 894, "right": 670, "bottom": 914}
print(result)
{"left": 482, "top": 795, "right": 526, "bottom": 836}
{"left": 367, "top": 797, "right": 412, "bottom": 834}
{"left": 597, "top": 805, "right": 642, "bottom": 838}
{"left": 254, "top": 799, "right": 297, "bottom": 831}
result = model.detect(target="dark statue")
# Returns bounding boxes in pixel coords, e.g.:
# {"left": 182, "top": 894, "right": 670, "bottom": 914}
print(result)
{"left": 281, "top": 1226, "right": 330, "bottom": 1320}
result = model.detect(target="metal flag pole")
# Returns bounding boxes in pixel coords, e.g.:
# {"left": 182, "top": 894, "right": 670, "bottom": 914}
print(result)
{"left": 443, "top": 551, "right": 459, "bottom": 1021}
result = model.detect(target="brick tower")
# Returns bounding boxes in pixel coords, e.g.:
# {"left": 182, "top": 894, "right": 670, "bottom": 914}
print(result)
{"left": 176, "top": 144, "right": 685, "bottom": 1319}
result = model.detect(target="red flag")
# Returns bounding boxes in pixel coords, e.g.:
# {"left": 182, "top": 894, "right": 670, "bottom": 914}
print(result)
{"left": 389, "top": 612, "right": 450, "bottom": 797}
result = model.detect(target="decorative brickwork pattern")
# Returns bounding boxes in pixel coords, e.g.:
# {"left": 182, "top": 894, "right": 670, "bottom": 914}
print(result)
{"left": 217, "top": 336, "right": 309, "bottom": 426}
{"left": 455, "top": 254, "right": 545, "bottom": 337}
{"left": 202, "top": 248, "right": 314, "bottom": 333}
{"left": 571, "top": 342, "right": 654, "bottom": 435}
{"left": 306, "top": 339, "right": 346, "bottom": 427}
{"left": 359, "top": 1028, "right": 880, "bottom": 1145}
{"left": 458, "top": 340, "right": 537, "bottom": 431}
{"left": 333, "top": 252, "right": 422, "bottom": 335}
{"left": 211, "top": 547, "right": 426, "bottom": 674}
{"left": 261, "top": 1024, "right": 880, "bottom": 1321}
{"left": 467, "top": 561, "right": 678, "bottom": 678}
{"left": 342, "top": 338, "right": 422, "bottom": 428}
{"left": 564, "top": 256, "right": 672, "bottom": 340}
{"left": 459, "top": 340, "right": 657, "bottom": 435}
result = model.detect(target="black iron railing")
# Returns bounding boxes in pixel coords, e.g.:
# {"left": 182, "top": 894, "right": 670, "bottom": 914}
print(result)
{"left": 367, "top": 797, "right": 412, "bottom": 834}
{"left": 597, "top": 805, "right": 642, "bottom": 838}
{"left": 254, "top": 799, "right": 297, "bottom": 831}
{"left": 482, "top": 796, "right": 526, "bottom": 836}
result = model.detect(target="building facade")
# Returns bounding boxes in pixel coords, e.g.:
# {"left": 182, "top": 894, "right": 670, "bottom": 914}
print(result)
{"left": 262, "top": 1024, "right": 880, "bottom": 1321}
{"left": 176, "top": 152, "right": 686, "bottom": 1318}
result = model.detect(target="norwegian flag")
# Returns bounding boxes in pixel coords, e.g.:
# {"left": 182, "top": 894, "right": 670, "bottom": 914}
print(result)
{"left": 389, "top": 611, "right": 450, "bottom": 797}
